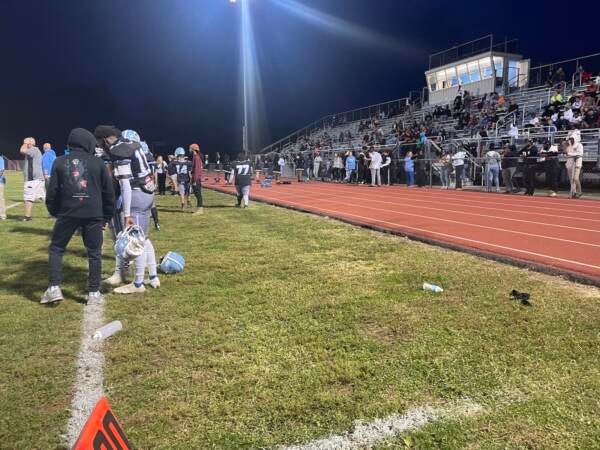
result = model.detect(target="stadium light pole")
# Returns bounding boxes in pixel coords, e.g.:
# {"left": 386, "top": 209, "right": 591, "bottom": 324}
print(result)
{"left": 231, "top": 0, "right": 250, "bottom": 156}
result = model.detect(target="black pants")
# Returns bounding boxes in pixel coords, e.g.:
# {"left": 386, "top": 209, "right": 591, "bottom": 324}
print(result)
{"left": 192, "top": 182, "right": 203, "bottom": 207}
{"left": 157, "top": 173, "right": 166, "bottom": 195}
{"left": 49, "top": 217, "right": 103, "bottom": 292}
{"left": 524, "top": 165, "right": 536, "bottom": 195}
{"left": 545, "top": 160, "right": 559, "bottom": 192}
{"left": 455, "top": 165, "right": 464, "bottom": 189}
{"left": 381, "top": 166, "right": 390, "bottom": 185}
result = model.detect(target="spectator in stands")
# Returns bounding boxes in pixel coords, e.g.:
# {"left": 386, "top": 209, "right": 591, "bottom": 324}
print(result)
{"left": 485, "top": 144, "right": 501, "bottom": 193}
{"left": 508, "top": 123, "right": 519, "bottom": 139}
{"left": 0, "top": 156, "right": 5, "bottom": 219}
{"left": 551, "top": 67, "right": 566, "bottom": 88}
{"left": 540, "top": 141, "right": 560, "bottom": 197}
{"left": 565, "top": 136, "right": 583, "bottom": 198}
{"left": 550, "top": 90, "right": 564, "bottom": 108}
{"left": 404, "top": 151, "right": 415, "bottom": 187}
{"left": 41, "top": 143, "right": 56, "bottom": 191}
{"left": 344, "top": 151, "right": 356, "bottom": 183}
{"left": 501, "top": 143, "right": 519, "bottom": 194}
{"left": 19, "top": 137, "right": 45, "bottom": 221}
{"left": 451, "top": 149, "right": 466, "bottom": 190}
{"left": 575, "top": 66, "right": 592, "bottom": 85}
{"left": 520, "top": 139, "right": 539, "bottom": 196}
{"left": 381, "top": 150, "right": 392, "bottom": 186}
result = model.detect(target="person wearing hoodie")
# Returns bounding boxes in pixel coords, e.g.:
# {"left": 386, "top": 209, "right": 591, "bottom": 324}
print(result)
{"left": 41, "top": 143, "right": 57, "bottom": 191}
{"left": 41, "top": 128, "right": 115, "bottom": 304}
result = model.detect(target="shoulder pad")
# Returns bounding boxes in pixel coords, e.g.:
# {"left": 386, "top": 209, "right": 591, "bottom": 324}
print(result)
{"left": 109, "top": 141, "right": 140, "bottom": 160}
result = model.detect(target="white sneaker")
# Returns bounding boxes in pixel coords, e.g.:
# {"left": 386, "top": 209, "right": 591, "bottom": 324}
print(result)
{"left": 85, "top": 291, "right": 105, "bottom": 303}
{"left": 114, "top": 283, "right": 146, "bottom": 294}
{"left": 103, "top": 272, "right": 126, "bottom": 287}
{"left": 144, "top": 277, "right": 161, "bottom": 289}
{"left": 40, "top": 286, "right": 64, "bottom": 304}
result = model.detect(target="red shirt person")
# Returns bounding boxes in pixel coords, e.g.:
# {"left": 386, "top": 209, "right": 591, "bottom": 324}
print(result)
{"left": 189, "top": 143, "right": 204, "bottom": 214}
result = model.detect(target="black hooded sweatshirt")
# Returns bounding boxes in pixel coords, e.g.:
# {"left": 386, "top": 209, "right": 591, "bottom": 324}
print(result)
{"left": 46, "top": 128, "right": 115, "bottom": 221}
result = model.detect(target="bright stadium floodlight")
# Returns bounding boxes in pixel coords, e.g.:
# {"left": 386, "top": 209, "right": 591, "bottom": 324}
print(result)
{"left": 271, "top": 0, "right": 420, "bottom": 56}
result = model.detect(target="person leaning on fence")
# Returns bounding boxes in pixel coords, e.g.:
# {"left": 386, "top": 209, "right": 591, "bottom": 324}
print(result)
{"left": 381, "top": 150, "right": 392, "bottom": 186}
{"left": 520, "top": 139, "right": 539, "bottom": 196}
{"left": 0, "top": 156, "right": 6, "bottom": 220}
{"left": 344, "top": 151, "right": 356, "bottom": 183}
{"left": 565, "top": 137, "right": 583, "bottom": 199}
{"left": 369, "top": 147, "right": 382, "bottom": 187}
{"left": 501, "top": 143, "right": 519, "bottom": 194}
{"left": 439, "top": 152, "right": 451, "bottom": 189}
{"left": 451, "top": 149, "right": 466, "bottom": 190}
{"left": 484, "top": 145, "right": 502, "bottom": 193}
{"left": 541, "top": 141, "right": 560, "bottom": 197}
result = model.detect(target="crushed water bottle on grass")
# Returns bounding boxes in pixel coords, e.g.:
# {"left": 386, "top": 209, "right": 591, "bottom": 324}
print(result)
{"left": 93, "top": 321, "right": 123, "bottom": 340}
{"left": 423, "top": 282, "right": 443, "bottom": 293}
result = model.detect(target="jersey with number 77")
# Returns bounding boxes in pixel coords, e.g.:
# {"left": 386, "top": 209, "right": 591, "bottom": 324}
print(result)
{"left": 233, "top": 161, "right": 253, "bottom": 187}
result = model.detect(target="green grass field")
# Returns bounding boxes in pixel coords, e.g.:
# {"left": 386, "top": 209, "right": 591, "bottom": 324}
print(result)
{"left": 1, "top": 170, "right": 600, "bottom": 449}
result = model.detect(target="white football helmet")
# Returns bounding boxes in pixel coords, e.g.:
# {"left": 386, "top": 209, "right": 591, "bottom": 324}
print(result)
{"left": 114, "top": 225, "right": 146, "bottom": 261}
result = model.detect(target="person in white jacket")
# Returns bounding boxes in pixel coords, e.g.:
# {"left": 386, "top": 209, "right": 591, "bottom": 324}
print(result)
{"left": 565, "top": 137, "right": 583, "bottom": 198}
{"left": 313, "top": 152, "right": 323, "bottom": 181}
{"left": 369, "top": 148, "right": 382, "bottom": 187}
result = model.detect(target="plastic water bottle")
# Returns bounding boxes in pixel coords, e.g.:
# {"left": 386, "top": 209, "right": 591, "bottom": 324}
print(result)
{"left": 93, "top": 321, "right": 123, "bottom": 340}
{"left": 423, "top": 282, "right": 443, "bottom": 293}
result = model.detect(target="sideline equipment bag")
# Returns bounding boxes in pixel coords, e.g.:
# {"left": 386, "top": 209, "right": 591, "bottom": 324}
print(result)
{"left": 159, "top": 251, "right": 185, "bottom": 274}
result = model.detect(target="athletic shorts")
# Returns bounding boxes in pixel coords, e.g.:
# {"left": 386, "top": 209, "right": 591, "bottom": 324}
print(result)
{"left": 178, "top": 182, "right": 189, "bottom": 196}
{"left": 24, "top": 180, "right": 45, "bottom": 202}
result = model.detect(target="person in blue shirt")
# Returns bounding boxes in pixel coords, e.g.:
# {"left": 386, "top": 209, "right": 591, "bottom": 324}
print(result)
{"left": 344, "top": 151, "right": 357, "bottom": 183}
{"left": 404, "top": 151, "right": 415, "bottom": 187}
{"left": 0, "top": 156, "right": 6, "bottom": 219}
{"left": 42, "top": 143, "right": 57, "bottom": 189}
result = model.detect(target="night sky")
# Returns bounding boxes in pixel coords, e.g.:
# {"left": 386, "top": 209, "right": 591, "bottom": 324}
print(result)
{"left": 0, "top": 0, "right": 596, "bottom": 159}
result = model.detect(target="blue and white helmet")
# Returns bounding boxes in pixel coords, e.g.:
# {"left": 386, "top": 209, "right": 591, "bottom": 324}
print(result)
{"left": 122, "top": 129, "right": 141, "bottom": 143}
{"left": 159, "top": 251, "right": 185, "bottom": 274}
{"left": 115, "top": 225, "right": 146, "bottom": 261}
{"left": 174, "top": 147, "right": 186, "bottom": 157}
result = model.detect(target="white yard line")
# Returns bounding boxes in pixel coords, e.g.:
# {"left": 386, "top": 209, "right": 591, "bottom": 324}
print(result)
{"left": 6, "top": 202, "right": 22, "bottom": 210}
{"left": 64, "top": 295, "right": 106, "bottom": 448}
{"left": 281, "top": 398, "right": 482, "bottom": 450}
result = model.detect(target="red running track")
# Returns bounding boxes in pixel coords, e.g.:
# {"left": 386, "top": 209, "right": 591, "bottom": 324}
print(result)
{"left": 206, "top": 179, "right": 600, "bottom": 285}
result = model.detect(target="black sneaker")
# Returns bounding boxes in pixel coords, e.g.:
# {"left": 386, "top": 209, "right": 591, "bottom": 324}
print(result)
{"left": 21, "top": 216, "right": 32, "bottom": 222}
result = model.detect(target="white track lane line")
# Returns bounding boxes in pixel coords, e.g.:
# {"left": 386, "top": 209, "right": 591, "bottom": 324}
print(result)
{"left": 289, "top": 185, "right": 600, "bottom": 221}
{"left": 260, "top": 190, "right": 600, "bottom": 248}
{"left": 310, "top": 184, "right": 600, "bottom": 213}
{"left": 265, "top": 189, "right": 600, "bottom": 234}
{"left": 254, "top": 193, "right": 600, "bottom": 271}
